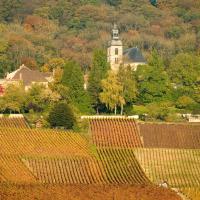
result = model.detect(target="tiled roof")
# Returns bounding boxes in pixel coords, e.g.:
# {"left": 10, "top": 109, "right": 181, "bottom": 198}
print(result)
{"left": 6, "top": 65, "right": 52, "bottom": 86}
{"left": 123, "top": 47, "right": 146, "bottom": 64}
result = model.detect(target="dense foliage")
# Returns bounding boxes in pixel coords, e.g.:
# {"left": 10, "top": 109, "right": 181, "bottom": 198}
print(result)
{"left": 48, "top": 102, "right": 75, "bottom": 129}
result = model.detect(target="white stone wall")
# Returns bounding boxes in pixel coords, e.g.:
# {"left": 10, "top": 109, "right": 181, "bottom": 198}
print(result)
{"left": 107, "top": 45, "right": 123, "bottom": 71}
{"left": 124, "top": 62, "right": 146, "bottom": 71}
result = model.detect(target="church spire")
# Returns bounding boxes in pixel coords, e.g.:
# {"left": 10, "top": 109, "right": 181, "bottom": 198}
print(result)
{"left": 112, "top": 23, "right": 119, "bottom": 40}
{"left": 107, "top": 24, "right": 123, "bottom": 71}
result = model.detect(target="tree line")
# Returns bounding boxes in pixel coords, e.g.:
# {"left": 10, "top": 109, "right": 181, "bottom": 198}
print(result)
{"left": 0, "top": 49, "right": 199, "bottom": 128}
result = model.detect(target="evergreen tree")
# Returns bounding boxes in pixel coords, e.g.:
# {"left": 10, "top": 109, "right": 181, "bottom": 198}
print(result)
{"left": 88, "top": 49, "right": 109, "bottom": 113}
{"left": 61, "top": 61, "right": 92, "bottom": 113}
{"left": 48, "top": 102, "right": 75, "bottom": 129}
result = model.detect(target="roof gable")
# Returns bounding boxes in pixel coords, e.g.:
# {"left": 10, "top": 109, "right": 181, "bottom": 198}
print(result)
{"left": 6, "top": 65, "right": 52, "bottom": 86}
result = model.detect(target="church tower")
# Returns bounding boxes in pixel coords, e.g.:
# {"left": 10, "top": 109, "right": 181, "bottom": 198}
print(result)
{"left": 107, "top": 24, "right": 123, "bottom": 71}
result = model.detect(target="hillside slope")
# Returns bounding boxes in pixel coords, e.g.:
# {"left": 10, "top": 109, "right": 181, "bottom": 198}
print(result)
{"left": 0, "top": 0, "right": 199, "bottom": 74}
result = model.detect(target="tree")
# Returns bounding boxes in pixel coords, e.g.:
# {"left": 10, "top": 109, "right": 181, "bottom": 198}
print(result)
{"left": 176, "top": 96, "right": 196, "bottom": 109}
{"left": 100, "top": 70, "right": 125, "bottom": 115}
{"left": 132, "top": 105, "right": 149, "bottom": 115}
{"left": 88, "top": 49, "right": 109, "bottom": 112}
{"left": 136, "top": 51, "right": 170, "bottom": 103}
{"left": 168, "top": 53, "right": 200, "bottom": 106}
{"left": 146, "top": 101, "right": 177, "bottom": 121}
{"left": 0, "top": 38, "right": 10, "bottom": 77}
{"left": 25, "top": 84, "right": 60, "bottom": 112}
{"left": 61, "top": 60, "right": 92, "bottom": 113}
{"left": 0, "top": 0, "right": 23, "bottom": 22}
{"left": 0, "top": 83, "right": 25, "bottom": 113}
{"left": 7, "top": 34, "right": 35, "bottom": 69}
{"left": 118, "top": 65, "right": 137, "bottom": 105}
{"left": 168, "top": 53, "right": 200, "bottom": 88}
{"left": 48, "top": 102, "right": 75, "bottom": 129}
{"left": 42, "top": 58, "right": 65, "bottom": 72}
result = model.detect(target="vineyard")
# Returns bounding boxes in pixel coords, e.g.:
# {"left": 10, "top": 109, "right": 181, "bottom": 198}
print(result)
{"left": 134, "top": 148, "right": 200, "bottom": 187}
{"left": 1, "top": 117, "right": 200, "bottom": 199}
{"left": 96, "top": 148, "right": 150, "bottom": 184}
{"left": 139, "top": 123, "right": 200, "bottom": 148}
{"left": 0, "top": 116, "right": 29, "bottom": 128}
{"left": 0, "top": 128, "right": 90, "bottom": 157}
{"left": 0, "top": 118, "right": 150, "bottom": 185}
{"left": 90, "top": 119, "right": 200, "bottom": 199}
{"left": 90, "top": 119, "right": 143, "bottom": 148}
{"left": 136, "top": 122, "right": 200, "bottom": 199}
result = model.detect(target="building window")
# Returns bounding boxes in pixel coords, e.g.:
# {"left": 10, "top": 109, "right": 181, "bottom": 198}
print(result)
{"left": 115, "top": 48, "right": 118, "bottom": 55}
{"left": 115, "top": 58, "right": 119, "bottom": 64}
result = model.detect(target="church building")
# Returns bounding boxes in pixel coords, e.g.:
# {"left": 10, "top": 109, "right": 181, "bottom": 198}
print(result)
{"left": 107, "top": 24, "right": 146, "bottom": 71}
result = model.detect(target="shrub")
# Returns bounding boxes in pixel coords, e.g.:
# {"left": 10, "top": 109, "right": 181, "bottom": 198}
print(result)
{"left": 48, "top": 103, "right": 75, "bottom": 129}
{"left": 146, "top": 101, "right": 176, "bottom": 121}
{"left": 132, "top": 105, "right": 149, "bottom": 115}
{"left": 176, "top": 96, "right": 195, "bottom": 109}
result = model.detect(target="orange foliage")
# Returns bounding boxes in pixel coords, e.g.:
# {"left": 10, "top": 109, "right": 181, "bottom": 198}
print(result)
{"left": 21, "top": 57, "right": 37, "bottom": 70}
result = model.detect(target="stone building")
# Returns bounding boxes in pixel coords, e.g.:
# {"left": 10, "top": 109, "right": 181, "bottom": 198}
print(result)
{"left": 107, "top": 24, "right": 146, "bottom": 71}
{"left": 3, "top": 64, "right": 53, "bottom": 91}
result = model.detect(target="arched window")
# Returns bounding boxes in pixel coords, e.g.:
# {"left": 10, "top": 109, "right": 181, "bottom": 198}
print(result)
{"left": 115, "top": 48, "right": 118, "bottom": 55}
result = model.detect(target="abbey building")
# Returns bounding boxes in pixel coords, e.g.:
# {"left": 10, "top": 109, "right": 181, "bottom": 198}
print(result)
{"left": 107, "top": 24, "right": 146, "bottom": 71}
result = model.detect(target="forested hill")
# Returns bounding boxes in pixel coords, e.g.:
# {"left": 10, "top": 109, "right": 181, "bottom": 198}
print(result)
{"left": 0, "top": 0, "right": 199, "bottom": 76}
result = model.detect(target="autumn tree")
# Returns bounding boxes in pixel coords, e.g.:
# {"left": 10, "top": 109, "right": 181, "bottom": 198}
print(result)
{"left": 25, "top": 84, "right": 60, "bottom": 112}
{"left": 42, "top": 58, "right": 65, "bottom": 83}
{"left": 42, "top": 58, "right": 65, "bottom": 72}
{"left": 118, "top": 65, "right": 137, "bottom": 108}
{"left": 100, "top": 70, "right": 125, "bottom": 115}
{"left": 0, "top": 83, "right": 25, "bottom": 113}
{"left": 7, "top": 34, "right": 35, "bottom": 69}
